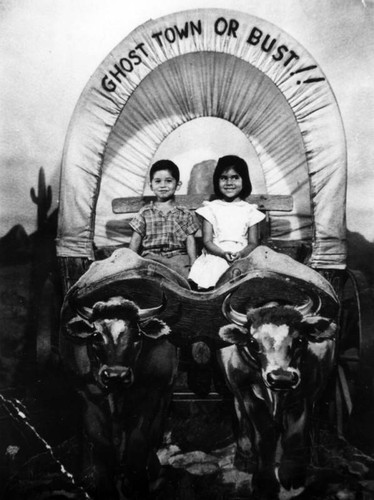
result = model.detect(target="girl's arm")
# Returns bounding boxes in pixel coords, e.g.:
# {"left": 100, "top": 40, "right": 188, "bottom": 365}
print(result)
{"left": 202, "top": 219, "right": 233, "bottom": 262}
{"left": 236, "top": 224, "right": 259, "bottom": 259}
{"left": 129, "top": 231, "right": 143, "bottom": 254}
{"left": 186, "top": 234, "right": 197, "bottom": 265}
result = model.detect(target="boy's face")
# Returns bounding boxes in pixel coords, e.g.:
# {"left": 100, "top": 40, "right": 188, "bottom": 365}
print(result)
{"left": 150, "top": 169, "right": 181, "bottom": 201}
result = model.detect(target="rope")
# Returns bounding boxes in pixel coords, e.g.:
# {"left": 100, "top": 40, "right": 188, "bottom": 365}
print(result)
{"left": 0, "top": 393, "right": 92, "bottom": 500}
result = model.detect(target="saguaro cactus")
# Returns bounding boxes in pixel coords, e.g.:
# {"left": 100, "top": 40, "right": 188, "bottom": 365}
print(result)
{"left": 30, "top": 167, "right": 52, "bottom": 231}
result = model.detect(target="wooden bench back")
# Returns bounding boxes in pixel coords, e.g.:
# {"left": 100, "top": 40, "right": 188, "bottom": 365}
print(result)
{"left": 112, "top": 194, "right": 293, "bottom": 214}
{"left": 112, "top": 193, "right": 294, "bottom": 246}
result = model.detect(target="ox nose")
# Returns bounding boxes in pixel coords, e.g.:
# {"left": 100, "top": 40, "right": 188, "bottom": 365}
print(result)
{"left": 266, "top": 369, "right": 300, "bottom": 390}
{"left": 99, "top": 366, "right": 134, "bottom": 388}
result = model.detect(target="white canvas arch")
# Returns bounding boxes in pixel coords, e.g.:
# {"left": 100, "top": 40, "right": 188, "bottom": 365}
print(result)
{"left": 57, "top": 9, "right": 347, "bottom": 269}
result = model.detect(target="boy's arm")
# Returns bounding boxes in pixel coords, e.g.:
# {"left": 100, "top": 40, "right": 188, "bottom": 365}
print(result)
{"left": 129, "top": 231, "right": 143, "bottom": 254}
{"left": 186, "top": 234, "right": 197, "bottom": 264}
{"left": 129, "top": 211, "right": 145, "bottom": 254}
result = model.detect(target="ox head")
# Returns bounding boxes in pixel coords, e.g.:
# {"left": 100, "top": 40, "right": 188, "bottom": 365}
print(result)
{"left": 64, "top": 296, "right": 170, "bottom": 391}
{"left": 220, "top": 294, "right": 337, "bottom": 392}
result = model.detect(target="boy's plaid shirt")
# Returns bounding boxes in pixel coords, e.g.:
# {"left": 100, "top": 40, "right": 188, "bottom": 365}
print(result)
{"left": 129, "top": 203, "right": 199, "bottom": 257}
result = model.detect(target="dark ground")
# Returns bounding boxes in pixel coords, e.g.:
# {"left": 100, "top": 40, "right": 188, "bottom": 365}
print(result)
{"left": 1, "top": 228, "right": 374, "bottom": 499}
{"left": 1, "top": 363, "right": 374, "bottom": 500}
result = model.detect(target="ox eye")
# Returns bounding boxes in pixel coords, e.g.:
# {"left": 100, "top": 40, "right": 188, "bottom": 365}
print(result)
{"left": 247, "top": 337, "right": 260, "bottom": 352}
{"left": 91, "top": 332, "right": 104, "bottom": 343}
{"left": 293, "top": 336, "right": 305, "bottom": 351}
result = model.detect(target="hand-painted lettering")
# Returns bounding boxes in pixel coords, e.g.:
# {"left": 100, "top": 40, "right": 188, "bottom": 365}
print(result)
{"left": 100, "top": 19, "right": 318, "bottom": 95}
{"left": 261, "top": 34, "right": 276, "bottom": 53}
{"left": 283, "top": 50, "right": 299, "bottom": 67}
{"left": 135, "top": 43, "right": 148, "bottom": 58}
{"left": 102, "top": 75, "right": 116, "bottom": 92}
{"left": 165, "top": 27, "right": 176, "bottom": 43}
{"left": 291, "top": 67, "right": 325, "bottom": 85}
{"left": 129, "top": 50, "right": 141, "bottom": 65}
{"left": 175, "top": 23, "right": 189, "bottom": 39}
{"left": 101, "top": 42, "right": 150, "bottom": 93}
{"left": 151, "top": 20, "right": 202, "bottom": 48}
{"left": 152, "top": 31, "right": 163, "bottom": 47}
{"left": 247, "top": 26, "right": 300, "bottom": 69}
{"left": 247, "top": 27, "right": 262, "bottom": 45}
{"left": 110, "top": 64, "right": 126, "bottom": 83}
{"left": 120, "top": 58, "right": 133, "bottom": 72}
{"left": 272, "top": 44, "right": 288, "bottom": 62}
{"left": 291, "top": 65, "right": 317, "bottom": 75}
{"left": 190, "top": 20, "right": 202, "bottom": 36}
{"left": 214, "top": 17, "right": 239, "bottom": 37}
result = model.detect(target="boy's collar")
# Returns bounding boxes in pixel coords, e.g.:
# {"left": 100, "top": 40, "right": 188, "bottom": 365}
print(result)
{"left": 150, "top": 201, "right": 181, "bottom": 211}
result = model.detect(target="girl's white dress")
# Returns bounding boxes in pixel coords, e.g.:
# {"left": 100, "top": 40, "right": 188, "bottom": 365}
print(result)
{"left": 188, "top": 199, "right": 265, "bottom": 288}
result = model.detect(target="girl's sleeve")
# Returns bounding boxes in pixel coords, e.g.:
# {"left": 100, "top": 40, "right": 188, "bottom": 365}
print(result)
{"left": 247, "top": 205, "right": 266, "bottom": 227}
{"left": 195, "top": 202, "right": 215, "bottom": 226}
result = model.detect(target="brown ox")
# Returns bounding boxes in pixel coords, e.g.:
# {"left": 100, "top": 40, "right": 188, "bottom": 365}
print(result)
{"left": 218, "top": 298, "right": 336, "bottom": 500}
{"left": 60, "top": 296, "right": 177, "bottom": 500}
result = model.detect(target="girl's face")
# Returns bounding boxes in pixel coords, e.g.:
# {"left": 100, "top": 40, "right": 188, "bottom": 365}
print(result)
{"left": 218, "top": 167, "right": 243, "bottom": 201}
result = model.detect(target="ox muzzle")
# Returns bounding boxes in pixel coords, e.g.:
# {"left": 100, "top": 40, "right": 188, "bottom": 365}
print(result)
{"left": 265, "top": 367, "right": 300, "bottom": 391}
{"left": 98, "top": 365, "right": 134, "bottom": 389}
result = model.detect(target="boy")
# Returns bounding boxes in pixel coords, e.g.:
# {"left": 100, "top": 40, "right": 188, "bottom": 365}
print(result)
{"left": 129, "top": 160, "right": 199, "bottom": 278}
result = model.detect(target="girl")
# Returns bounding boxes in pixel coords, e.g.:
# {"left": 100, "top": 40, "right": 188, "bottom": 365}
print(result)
{"left": 188, "top": 155, "right": 265, "bottom": 289}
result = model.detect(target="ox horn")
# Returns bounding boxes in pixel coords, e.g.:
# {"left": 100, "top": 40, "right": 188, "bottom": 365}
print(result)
{"left": 138, "top": 294, "right": 166, "bottom": 321}
{"left": 294, "top": 295, "right": 320, "bottom": 315}
{"left": 75, "top": 305, "right": 94, "bottom": 321}
{"left": 222, "top": 294, "right": 247, "bottom": 326}
{"left": 71, "top": 294, "right": 166, "bottom": 322}
{"left": 222, "top": 292, "right": 320, "bottom": 327}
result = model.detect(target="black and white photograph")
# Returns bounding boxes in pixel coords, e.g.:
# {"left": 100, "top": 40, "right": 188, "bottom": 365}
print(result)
{"left": 1, "top": 1, "right": 374, "bottom": 499}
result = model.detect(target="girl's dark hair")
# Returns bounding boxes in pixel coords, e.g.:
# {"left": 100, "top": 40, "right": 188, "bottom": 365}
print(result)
{"left": 150, "top": 160, "right": 180, "bottom": 183}
{"left": 213, "top": 155, "right": 252, "bottom": 199}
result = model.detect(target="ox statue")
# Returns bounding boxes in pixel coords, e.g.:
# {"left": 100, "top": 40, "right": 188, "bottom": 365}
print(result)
{"left": 60, "top": 295, "right": 178, "bottom": 500}
{"left": 218, "top": 295, "right": 337, "bottom": 500}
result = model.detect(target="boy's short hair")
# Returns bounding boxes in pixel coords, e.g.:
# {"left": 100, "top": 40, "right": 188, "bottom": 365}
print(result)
{"left": 213, "top": 155, "right": 252, "bottom": 199}
{"left": 149, "top": 160, "right": 180, "bottom": 183}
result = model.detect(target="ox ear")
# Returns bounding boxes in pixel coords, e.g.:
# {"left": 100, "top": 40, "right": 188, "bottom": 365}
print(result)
{"left": 219, "top": 324, "right": 249, "bottom": 346}
{"left": 140, "top": 319, "right": 171, "bottom": 339}
{"left": 64, "top": 316, "right": 95, "bottom": 341}
{"left": 300, "top": 316, "right": 337, "bottom": 341}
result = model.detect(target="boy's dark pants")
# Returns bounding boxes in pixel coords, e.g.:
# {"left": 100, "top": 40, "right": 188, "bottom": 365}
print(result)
{"left": 143, "top": 252, "right": 191, "bottom": 279}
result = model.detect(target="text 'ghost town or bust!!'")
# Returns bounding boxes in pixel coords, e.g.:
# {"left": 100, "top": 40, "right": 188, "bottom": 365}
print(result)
{"left": 101, "top": 17, "right": 302, "bottom": 93}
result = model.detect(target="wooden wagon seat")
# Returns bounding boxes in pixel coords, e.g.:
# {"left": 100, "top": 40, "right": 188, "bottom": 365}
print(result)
{"left": 66, "top": 246, "right": 339, "bottom": 344}
{"left": 66, "top": 247, "right": 191, "bottom": 308}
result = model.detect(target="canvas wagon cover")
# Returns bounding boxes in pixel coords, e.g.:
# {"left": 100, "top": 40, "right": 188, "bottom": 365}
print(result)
{"left": 56, "top": 9, "right": 347, "bottom": 269}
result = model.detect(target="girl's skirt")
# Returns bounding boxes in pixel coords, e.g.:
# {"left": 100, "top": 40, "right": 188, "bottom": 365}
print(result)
{"left": 188, "top": 241, "right": 244, "bottom": 289}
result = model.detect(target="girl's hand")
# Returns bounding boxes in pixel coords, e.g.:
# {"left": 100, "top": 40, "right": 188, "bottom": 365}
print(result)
{"left": 230, "top": 252, "right": 240, "bottom": 261}
{"left": 224, "top": 252, "right": 239, "bottom": 262}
